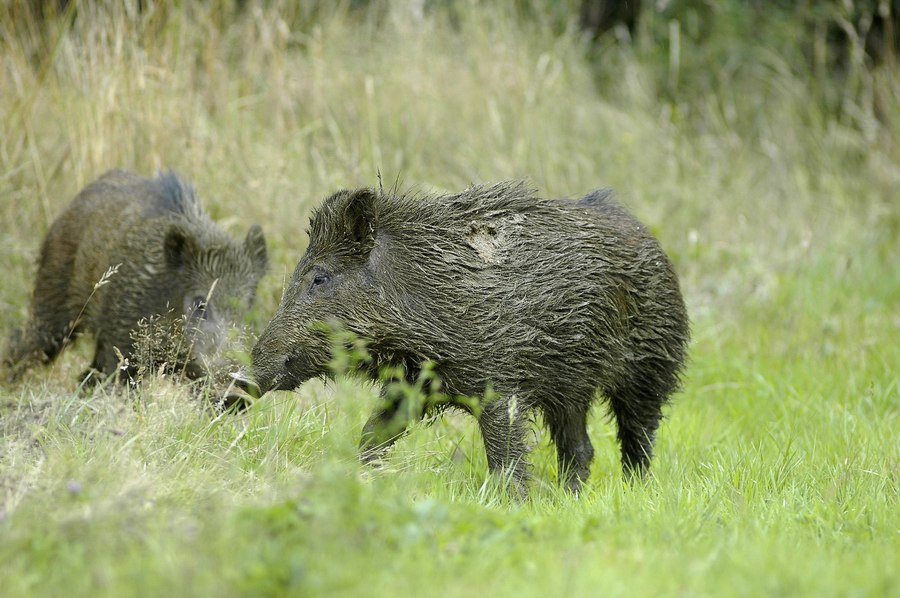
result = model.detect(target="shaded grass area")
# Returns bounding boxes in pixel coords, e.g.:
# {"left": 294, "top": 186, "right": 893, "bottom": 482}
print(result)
{"left": 0, "top": 2, "right": 897, "bottom": 596}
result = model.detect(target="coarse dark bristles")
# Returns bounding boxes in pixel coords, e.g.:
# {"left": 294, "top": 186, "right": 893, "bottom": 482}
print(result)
{"left": 252, "top": 181, "right": 689, "bottom": 495}
{"left": 4, "top": 169, "right": 269, "bottom": 387}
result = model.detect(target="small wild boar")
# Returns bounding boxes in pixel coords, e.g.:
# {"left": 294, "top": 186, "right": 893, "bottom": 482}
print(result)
{"left": 4, "top": 169, "right": 268, "bottom": 385}
{"left": 248, "top": 182, "right": 689, "bottom": 494}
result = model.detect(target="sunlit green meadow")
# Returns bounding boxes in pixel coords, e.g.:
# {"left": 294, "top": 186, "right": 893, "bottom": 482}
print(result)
{"left": 0, "top": 2, "right": 897, "bottom": 596}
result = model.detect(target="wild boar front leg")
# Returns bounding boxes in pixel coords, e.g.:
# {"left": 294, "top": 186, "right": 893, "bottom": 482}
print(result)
{"left": 478, "top": 394, "right": 530, "bottom": 498}
{"left": 358, "top": 386, "right": 427, "bottom": 464}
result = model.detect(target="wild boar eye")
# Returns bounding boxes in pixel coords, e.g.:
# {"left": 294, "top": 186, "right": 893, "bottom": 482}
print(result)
{"left": 190, "top": 296, "right": 208, "bottom": 318}
{"left": 311, "top": 272, "right": 331, "bottom": 289}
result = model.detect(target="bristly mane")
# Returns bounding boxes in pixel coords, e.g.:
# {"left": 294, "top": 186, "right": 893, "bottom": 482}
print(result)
{"left": 306, "top": 181, "right": 540, "bottom": 254}
{"left": 152, "top": 170, "right": 203, "bottom": 220}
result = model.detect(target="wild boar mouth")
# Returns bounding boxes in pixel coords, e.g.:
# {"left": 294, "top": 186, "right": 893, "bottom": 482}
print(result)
{"left": 250, "top": 351, "right": 317, "bottom": 394}
{"left": 183, "top": 359, "right": 208, "bottom": 379}
{"left": 277, "top": 352, "right": 319, "bottom": 390}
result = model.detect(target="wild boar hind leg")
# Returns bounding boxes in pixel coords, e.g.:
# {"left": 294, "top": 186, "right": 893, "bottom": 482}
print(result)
{"left": 545, "top": 404, "right": 595, "bottom": 494}
{"left": 5, "top": 275, "right": 82, "bottom": 378}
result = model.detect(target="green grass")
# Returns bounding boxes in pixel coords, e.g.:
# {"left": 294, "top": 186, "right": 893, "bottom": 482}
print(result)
{"left": 1, "top": 2, "right": 898, "bottom": 596}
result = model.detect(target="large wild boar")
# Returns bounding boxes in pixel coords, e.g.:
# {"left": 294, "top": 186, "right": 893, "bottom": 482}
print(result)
{"left": 248, "top": 182, "right": 689, "bottom": 494}
{"left": 4, "top": 169, "right": 268, "bottom": 386}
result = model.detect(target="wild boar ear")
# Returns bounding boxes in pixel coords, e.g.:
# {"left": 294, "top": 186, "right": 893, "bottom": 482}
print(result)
{"left": 245, "top": 224, "right": 268, "bottom": 276}
{"left": 163, "top": 224, "right": 197, "bottom": 270}
{"left": 343, "top": 188, "right": 378, "bottom": 252}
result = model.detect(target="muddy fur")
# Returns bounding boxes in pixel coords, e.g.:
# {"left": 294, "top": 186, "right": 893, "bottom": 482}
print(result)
{"left": 5, "top": 169, "right": 268, "bottom": 385}
{"left": 250, "top": 182, "right": 689, "bottom": 494}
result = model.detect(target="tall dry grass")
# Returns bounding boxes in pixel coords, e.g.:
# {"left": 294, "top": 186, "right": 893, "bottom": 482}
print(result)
{"left": 2, "top": 3, "right": 896, "bottom": 315}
